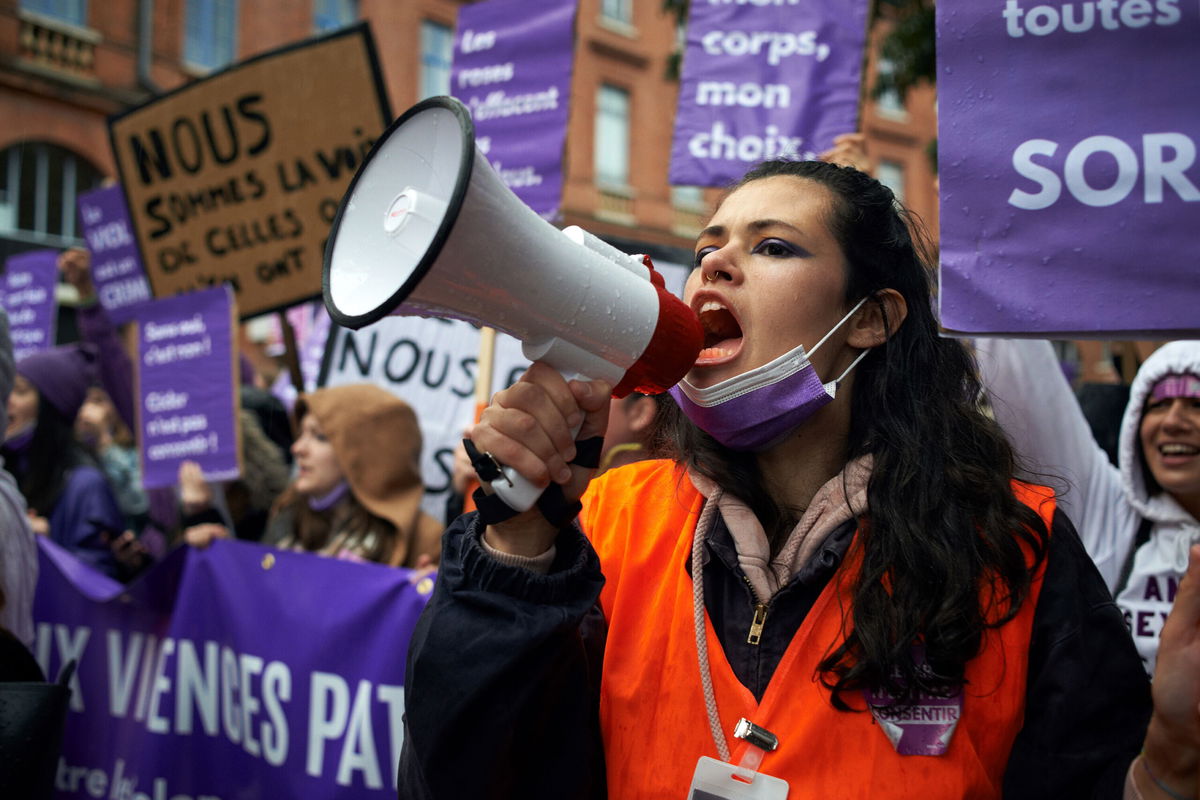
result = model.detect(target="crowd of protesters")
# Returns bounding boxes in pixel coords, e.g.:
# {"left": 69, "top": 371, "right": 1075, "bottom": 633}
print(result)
{"left": 0, "top": 147, "right": 1197, "bottom": 797}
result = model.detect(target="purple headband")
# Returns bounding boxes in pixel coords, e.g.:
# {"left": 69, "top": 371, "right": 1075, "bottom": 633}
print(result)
{"left": 1150, "top": 373, "right": 1200, "bottom": 403}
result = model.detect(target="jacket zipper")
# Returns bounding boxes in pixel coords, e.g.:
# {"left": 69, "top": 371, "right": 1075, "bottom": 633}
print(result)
{"left": 747, "top": 603, "right": 768, "bottom": 645}
{"left": 742, "top": 576, "right": 769, "bottom": 646}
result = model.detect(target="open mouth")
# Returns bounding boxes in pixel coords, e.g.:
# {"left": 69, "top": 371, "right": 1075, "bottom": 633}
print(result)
{"left": 1159, "top": 443, "right": 1200, "bottom": 457}
{"left": 697, "top": 300, "right": 743, "bottom": 360}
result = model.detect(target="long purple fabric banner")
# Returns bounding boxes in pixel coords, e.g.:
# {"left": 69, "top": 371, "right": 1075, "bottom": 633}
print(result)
{"left": 2, "top": 249, "right": 59, "bottom": 360}
{"left": 669, "top": 0, "right": 868, "bottom": 187}
{"left": 450, "top": 0, "right": 577, "bottom": 220}
{"left": 77, "top": 185, "right": 153, "bottom": 326}
{"left": 938, "top": 1, "right": 1200, "bottom": 337}
{"left": 33, "top": 537, "right": 432, "bottom": 799}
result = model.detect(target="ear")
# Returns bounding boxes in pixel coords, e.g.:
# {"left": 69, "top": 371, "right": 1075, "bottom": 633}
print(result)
{"left": 846, "top": 289, "right": 907, "bottom": 349}
{"left": 627, "top": 395, "right": 657, "bottom": 433}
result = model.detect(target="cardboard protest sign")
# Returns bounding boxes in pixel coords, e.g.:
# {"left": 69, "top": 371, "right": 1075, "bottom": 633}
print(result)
{"left": 938, "top": 2, "right": 1199, "bottom": 337}
{"left": 1, "top": 249, "right": 59, "bottom": 360}
{"left": 136, "top": 286, "right": 239, "bottom": 489}
{"left": 77, "top": 184, "right": 153, "bottom": 324}
{"left": 451, "top": 0, "right": 577, "bottom": 219}
{"left": 669, "top": 0, "right": 868, "bottom": 187}
{"left": 33, "top": 536, "right": 431, "bottom": 799}
{"left": 109, "top": 25, "right": 391, "bottom": 318}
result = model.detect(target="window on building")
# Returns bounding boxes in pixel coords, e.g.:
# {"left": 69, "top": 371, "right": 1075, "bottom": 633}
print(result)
{"left": 314, "top": 0, "right": 358, "bottom": 32}
{"left": 671, "top": 185, "right": 704, "bottom": 208}
{"left": 420, "top": 20, "right": 453, "bottom": 100}
{"left": 595, "top": 85, "right": 630, "bottom": 187}
{"left": 184, "top": 0, "right": 237, "bottom": 71}
{"left": 20, "top": 0, "right": 87, "bottom": 27}
{"left": 601, "top": 0, "right": 632, "bottom": 25}
{"left": 0, "top": 143, "right": 104, "bottom": 243}
{"left": 876, "top": 160, "right": 906, "bottom": 204}
{"left": 875, "top": 56, "right": 906, "bottom": 118}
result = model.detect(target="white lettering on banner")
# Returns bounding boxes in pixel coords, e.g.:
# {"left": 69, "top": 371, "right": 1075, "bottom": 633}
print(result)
{"left": 696, "top": 80, "right": 791, "bottom": 109}
{"left": 1002, "top": 0, "right": 1181, "bottom": 37}
{"left": 55, "top": 756, "right": 223, "bottom": 800}
{"left": 85, "top": 220, "right": 135, "bottom": 252}
{"left": 95, "top": 255, "right": 140, "bottom": 281}
{"left": 307, "top": 672, "right": 406, "bottom": 790}
{"left": 687, "top": 121, "right": 813, "bottom": 162}
{"left": 700, "top": 29, "right": 831, "bottom": 65}
{"left": 35, "top": 623, "right": 91, "bottom": 712}
{"left": 8, "top": 271, "right": 32, "bottom": 288}
{"left": 8, "top": 307, "right": 35, "bottom": 325}
{"left": 144, "top": 314, "right": 206, "bottom": 343}
{"left": 460, "top": 28, "right": 496, "bottom": 53}
{"left": 142, "top": 337, "right": 213, "bottom": 366}
{"left": 4, "top": 286, "right": 49, "bottom": 306}
{"left": 467, "top": 87, "right": 559, "bottom": 121}
{"left": 457, "top": 62, "right": 514, "bottom": 88}
{"left": 1008, "top": 132, "right": 1200, "bottom": 209}
{"left": 145, "top": 390, "right": 189, "bottom": 412}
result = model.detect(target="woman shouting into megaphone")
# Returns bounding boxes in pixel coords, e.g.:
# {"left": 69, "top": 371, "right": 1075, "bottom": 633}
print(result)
{"left": 398, "top": 160, "right": 1199, "bottom": 799}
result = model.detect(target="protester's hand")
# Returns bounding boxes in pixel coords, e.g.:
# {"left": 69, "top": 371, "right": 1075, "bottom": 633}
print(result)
{"left": 108, "top": 529, "right": 149, "bottom": 573}
{"left": 819, "top": 132, "right": 872, "bottom": 174}
{"left": 1138, "top": 544, "right": 1200, "bottom": 798}
{"left": 469, "top": 362, "right": 611, "bottom": 557}
{"left": 184, "top": 523, "right": 230, "bottom": 549}
{"left": 178, "top": 460, "right": 214, "bottom": 514}
{"left": 27, "top": 511, "right": 49, "bottom": 536}
{"left": 58, "top": 247, "right": 96, "bottom": 302}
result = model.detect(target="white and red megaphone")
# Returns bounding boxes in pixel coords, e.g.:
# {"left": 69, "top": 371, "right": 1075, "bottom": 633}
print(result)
{"left": 323, "top": 96, "right": 702, "bottom": 511}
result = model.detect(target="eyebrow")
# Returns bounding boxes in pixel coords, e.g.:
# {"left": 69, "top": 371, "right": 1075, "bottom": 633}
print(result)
{"left": 697, "top": 219, "right": 807, "bottom": 240}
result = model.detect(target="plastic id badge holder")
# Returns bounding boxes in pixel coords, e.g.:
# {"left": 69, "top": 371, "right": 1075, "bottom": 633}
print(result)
{"left": 687, "top": 719, "right": 788, "bottom": 799}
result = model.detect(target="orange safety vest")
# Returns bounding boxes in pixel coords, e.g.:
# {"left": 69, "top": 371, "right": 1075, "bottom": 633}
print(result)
{"left": 580, "top": 459, "right": 1055, "bottom": 800}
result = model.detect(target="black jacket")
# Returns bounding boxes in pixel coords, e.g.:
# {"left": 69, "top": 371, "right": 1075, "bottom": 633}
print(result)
{"left": 398, "top": 506, "right": 1150, "bottom": 799}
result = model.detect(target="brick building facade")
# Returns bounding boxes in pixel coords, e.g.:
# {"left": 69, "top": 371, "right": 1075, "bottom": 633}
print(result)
{"left": 0, "top": 0, "right": 937, "bottom": 301}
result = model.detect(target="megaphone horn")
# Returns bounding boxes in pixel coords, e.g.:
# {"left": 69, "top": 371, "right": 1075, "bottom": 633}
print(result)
{"left": 323, "top": 96, "right": 702, "bottom": 511}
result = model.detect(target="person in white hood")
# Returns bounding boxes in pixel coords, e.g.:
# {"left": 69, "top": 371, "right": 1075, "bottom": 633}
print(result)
{"left": 976, "top": 338, "right": 1200, "bottom": 676}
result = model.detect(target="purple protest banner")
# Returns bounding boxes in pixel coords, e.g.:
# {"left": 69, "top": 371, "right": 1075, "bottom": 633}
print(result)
{"left": 33, "top": 536, "right": 433, "bottom": 799}
{"left": 669, "top": 0, "right": 869, "bottom": 187}
{"left": 136, "top": 286, "right": 239, "bottom": 489}
{"left": 77, "top": 185, "right": 153, "bottom": 325}
{"left": 2, "top": 249, "right": 60, "bottom": 360}
{"left": 938, "top": 2, "right": 1200, "bottom": 337}
{"left": 451, "top": 0, "right": 577, "bottom": 219}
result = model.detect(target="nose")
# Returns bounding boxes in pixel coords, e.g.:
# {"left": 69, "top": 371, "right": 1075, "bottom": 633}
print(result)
{"left": 1160, "top": 399, "right": 1195, "bottom": 431}
{"left": 291, "top": 436, "right": 305, "bottom": 457}
{"left": 699, "top": 246, "right": 741, "bottom": 285}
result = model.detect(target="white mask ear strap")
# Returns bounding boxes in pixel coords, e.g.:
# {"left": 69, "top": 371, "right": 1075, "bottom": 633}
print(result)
{"left": 832, "top": 346, "right": 871, "bottom": 386}
{"left": 809, "top": 295, "right": 871, "bottom": 357}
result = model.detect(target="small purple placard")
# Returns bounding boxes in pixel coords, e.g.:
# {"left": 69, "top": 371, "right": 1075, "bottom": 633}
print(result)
{"left": 136, "top": 286, "right": 239, "bottom": 489}
{"left": 1, "top": 249, "right": 59, "bottom": 360}
{"left": 77, "top": 184, "right": 153, "bottom": 325}
{"left": 451, "top": 0, "right": 577, "bottom": 219}
{"left": 937, "top": 2, "right": 1200, "bottom": 336}
{"left": 669, "top": 0, "right": 868, "bottom": 187}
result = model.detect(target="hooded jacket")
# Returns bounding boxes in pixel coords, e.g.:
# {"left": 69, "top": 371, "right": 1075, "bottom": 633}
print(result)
{"left": 976, "top": 338, "right": 1200, "bottom": 675}
{"left": 269, "top": 385, "right": 442, "bottom": 567}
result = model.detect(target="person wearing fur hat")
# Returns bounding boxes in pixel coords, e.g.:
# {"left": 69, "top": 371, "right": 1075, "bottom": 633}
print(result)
{"left": 190, "top": 384, "right": 442, "bottom": 567}
{"left": 3, "top": 344, "right": 125, "bottom": 578}
{"left": 977, "top": 338, "right": 1200, "bottom": 678}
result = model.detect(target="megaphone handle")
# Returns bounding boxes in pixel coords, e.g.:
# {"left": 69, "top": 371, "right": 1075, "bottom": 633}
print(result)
{"left": 489, "top": 417, "right": 584, "bottom": 513}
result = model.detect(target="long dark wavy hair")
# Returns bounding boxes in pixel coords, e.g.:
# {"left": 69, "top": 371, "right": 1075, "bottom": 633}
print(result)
{"left": 653, "top": 159, "right": 1049, "bottom": 709}
{"left": 2, "top": 400, "right": 95, "bottom": 516}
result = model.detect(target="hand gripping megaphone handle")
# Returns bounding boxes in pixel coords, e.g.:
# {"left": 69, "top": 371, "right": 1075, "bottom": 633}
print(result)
{"left": 487, "top": 366, "right": 590, "bottom": 514}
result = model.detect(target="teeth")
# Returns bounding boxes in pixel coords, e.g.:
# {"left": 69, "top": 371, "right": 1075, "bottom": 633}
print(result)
{"left": 1161, "top": 444, "right": 1199, "bottom": 455}
{"left": 698, "top": 300, "right": 726, "bottom": 313}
